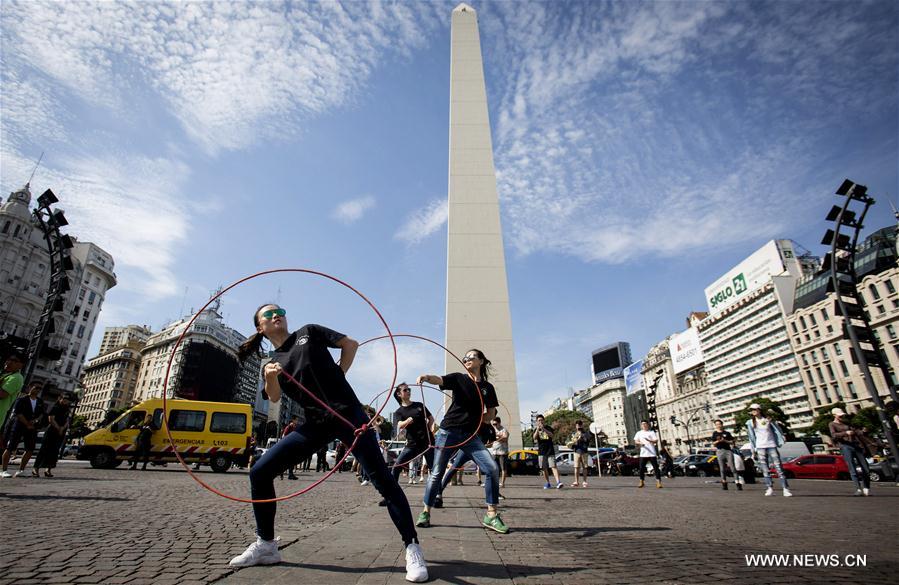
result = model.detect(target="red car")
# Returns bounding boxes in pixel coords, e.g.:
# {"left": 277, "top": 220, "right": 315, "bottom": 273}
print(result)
{"left": 771, "top": 454, "right": 851, "bottom": 480}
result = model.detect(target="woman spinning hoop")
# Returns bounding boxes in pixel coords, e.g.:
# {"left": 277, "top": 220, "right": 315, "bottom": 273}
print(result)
{"left": 228, "top": 304, "right": 428, "bottom": 582}
{"left": 379, "top": 383, "right": 435, "bottom": 506}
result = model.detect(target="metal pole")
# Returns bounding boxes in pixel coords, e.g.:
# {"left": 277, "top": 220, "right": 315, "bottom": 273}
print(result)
{"left": 594, "top": 432, "right": 602, "bottom": 477}
{"left": 830, "top": 196, "right": 899, "bottom": 479}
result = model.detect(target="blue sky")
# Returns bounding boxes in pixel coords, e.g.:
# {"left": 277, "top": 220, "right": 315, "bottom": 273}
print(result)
{"left": 1, "top": 1, "right": 897, "bottom": 425}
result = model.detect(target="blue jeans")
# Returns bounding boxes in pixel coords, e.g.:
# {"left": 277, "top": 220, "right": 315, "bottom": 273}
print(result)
{"left": 756, "top": 447, "right": 789, "bottom": 489}
{"left": 250, "top": 405, "right": 417, "bottom": 545}
{"left": 391, "top": 444, "right": 435, "bottom": 483}
{"left": 839, "top": 443, "right": 870, "bottom": 489}
{"left": 423, "top": 428, "right": 499, "bottom": 506}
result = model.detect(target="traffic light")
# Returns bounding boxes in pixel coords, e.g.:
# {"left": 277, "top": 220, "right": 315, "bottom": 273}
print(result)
{"left": 704, "top": 404, "right": 710, "bottom": 413}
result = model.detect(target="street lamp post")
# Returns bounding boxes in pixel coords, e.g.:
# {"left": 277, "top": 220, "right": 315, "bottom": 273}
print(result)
{"left": 23, "top": 188, "right": 73, "bottom": 391}
{"left": 671, "top": 403, "right": 710, "bottom": 455}
{"left": 822, "top": 179, "right": 899, "bottom": 479}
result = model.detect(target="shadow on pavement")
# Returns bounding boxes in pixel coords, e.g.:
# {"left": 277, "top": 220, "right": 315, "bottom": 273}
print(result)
{"left": 0, "top": 493, "right": 132, "bottom": 502}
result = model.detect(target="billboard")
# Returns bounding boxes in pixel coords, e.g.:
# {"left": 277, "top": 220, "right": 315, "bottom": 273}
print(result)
{"left": 704, "top": 240, "right": 787, "bottom": 315}
{"left": 624, "top": 360, "right": 644, "bottom": 396}
{"left": 591, "top": 343, "right": 630, "bottom": 383}
{"left": 670, "top": 327, "right": 704, "bottom": 374}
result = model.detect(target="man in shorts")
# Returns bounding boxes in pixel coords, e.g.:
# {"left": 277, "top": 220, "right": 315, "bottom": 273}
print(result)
{"left": 533, "top": 415, "right": 562, "bottom": 489}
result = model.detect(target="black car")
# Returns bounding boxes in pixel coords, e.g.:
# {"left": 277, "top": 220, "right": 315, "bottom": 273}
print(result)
{"left": 866, "top": 459, "right": 899, "bottom": 482}
{"left": 685, "top": 453, "right": 757, "bottom": 483}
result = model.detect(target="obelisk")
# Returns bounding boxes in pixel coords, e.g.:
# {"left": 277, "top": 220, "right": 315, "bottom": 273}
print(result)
{"left": 446, "top": 3, "right": 522, "bottom": 450}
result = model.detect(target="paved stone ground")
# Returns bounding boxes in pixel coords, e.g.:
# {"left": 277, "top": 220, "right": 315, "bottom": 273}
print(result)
{"left": 1, "top": 461, "right": 896, "bottom": 584}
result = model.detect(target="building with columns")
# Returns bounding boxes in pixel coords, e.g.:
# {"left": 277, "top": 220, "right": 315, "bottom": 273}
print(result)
{"left": 574, "top": 377, "right": 628, "bottom": 447}
{"left": 80, "top": 325, "right": 151, "bottom": 428}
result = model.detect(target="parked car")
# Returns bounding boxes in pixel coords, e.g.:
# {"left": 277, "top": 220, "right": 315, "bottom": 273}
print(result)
{"left": 676, "top": 454, "right": 710, "bottom": 475}
{"left": 866, "top": 459, "right": 898, "bottom": 483}
{"left": 773, "top": 454, "right": 851, "bottom": 480}
{"left": 554, "top": 451, "right": 599, "bottom": 476}
{"left": 507, "top": 449, "right": 539, "bottom": 475}
{"left": 684, "top": 454, "right": 757, "bottom": 483}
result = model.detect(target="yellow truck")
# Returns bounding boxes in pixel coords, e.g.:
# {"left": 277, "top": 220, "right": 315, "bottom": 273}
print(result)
{"left": 79, "top": 398, "right": 253, "bottom": 472}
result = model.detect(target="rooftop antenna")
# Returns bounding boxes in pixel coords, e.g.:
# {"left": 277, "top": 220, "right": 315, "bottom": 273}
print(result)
{"left": 27, "top": 151, "right": 44, "bottom": 185}
{"left": 889, "top": 198, "right": 898, "bottom": 221}
{"left": 275, "top": 285, "right": 282, "bottom": 304}
{"left": 178, "top": 286, "right": 189, "bottom": 318}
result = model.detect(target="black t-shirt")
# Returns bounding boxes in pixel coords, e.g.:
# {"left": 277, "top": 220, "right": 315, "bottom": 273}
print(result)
{"left": 396, "top": 402, "right": 433, "bottom": 448}
{"left": 535, "top": 425, "right": 555, "bottom": 457}
{"left": 478, "top": 421, "right": 496, "bottom": 445}
{"left": 439, "top": 372, "right": 499, "bottom": 433}
{"left": 271, "top": 325, "right": 361, "bottom": 425}
{"left": 47, "top": 403, "right": 70, "bottom": 429}
{"left": 711, "top": 430, "right": 734, "bottom": 450}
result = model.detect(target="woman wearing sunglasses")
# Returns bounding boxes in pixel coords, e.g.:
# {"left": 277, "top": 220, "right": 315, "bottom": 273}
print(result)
{"left": 414, "top": 349, "right": 508, "bottom": 534}
{"left": 384, "top": 383, "right": 435, "bottom": 502}
{"left": 230, "top": 304, "right": 428, "bottom": 582}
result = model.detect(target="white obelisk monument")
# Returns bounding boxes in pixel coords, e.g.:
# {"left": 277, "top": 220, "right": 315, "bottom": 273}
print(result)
{"left": 446, "top": 3, "right": 522, "bottom": 450}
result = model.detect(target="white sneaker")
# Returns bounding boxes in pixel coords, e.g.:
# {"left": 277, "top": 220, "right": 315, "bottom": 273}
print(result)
{"left": 360, "top": 479, "right": 370, "bottom": 486}
{"left": 228, "top": 536, "right": 282, "bottom": 568}
{"left": 582, "top": 481, "right": 588, "bottom": 488}
{"left": 854, "top": 489, "right": 863, "bottom": 496}
{"left": 863, "top": 488, "right": 870, "bottom": 497}
{"left": 408, "top": 477, "right": 414, "bottom": 485}
{"left": 783, "top": 488, "right": 792, "bottom": 497}
{"left": 13, "top": 471, "right": 25, "bottom": 478}
{"left": 0, "top": 471, "right": 11, "bottom": 478}
{"left": 405, "top": 542, "right": 428, "bottom": 583}
{"left": 764, "top": 487, "right": 774, "bottom": 496}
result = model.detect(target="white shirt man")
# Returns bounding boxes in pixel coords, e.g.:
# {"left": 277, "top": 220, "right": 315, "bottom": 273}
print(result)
{"left": 633, "top": 420, "right": 662, "bottom": 488}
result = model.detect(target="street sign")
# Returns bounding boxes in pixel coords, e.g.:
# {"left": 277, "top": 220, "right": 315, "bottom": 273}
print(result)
{"left": 589, "top": 422, "right": 601, "bottom": 435}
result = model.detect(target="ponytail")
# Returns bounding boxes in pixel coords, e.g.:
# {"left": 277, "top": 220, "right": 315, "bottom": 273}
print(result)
{"left": 238, "top": 331, "right": 265, "bottom": 361}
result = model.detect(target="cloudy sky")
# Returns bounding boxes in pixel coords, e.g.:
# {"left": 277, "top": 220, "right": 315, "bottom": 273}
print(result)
{"left": 2, "top": 0, "right": 897, "bottom": 424}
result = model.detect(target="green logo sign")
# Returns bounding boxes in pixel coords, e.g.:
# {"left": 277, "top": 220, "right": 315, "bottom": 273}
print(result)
{"left": 709, "top": 272, "right": 747, "bottom": 309}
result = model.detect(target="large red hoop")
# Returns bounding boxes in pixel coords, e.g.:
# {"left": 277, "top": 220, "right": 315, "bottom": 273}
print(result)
{"left": 161, "top": 268, "right": 398, "bottom": 504}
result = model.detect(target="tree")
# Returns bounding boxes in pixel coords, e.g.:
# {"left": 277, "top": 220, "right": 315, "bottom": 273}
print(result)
{"left": 521, "top": 430, "right": 534, "bottom": 448}
{"left": 68, "top": 415, "right": 91, "bottom": 439}
{"left": 732, "top": 398, "right": 792, "bottom": 438}
{"left": 810, "top": 402, "right": 882, "bottom": 438}
{"left": 544, "top": 409, "right": 593, "bottom": 447}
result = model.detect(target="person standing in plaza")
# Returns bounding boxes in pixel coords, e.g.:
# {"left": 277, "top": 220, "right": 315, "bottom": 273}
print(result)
{"left": 389, "top": 382, "right": 435, "bottom": 489}
{"left": 0, "top": 352, "right": 25, "bottom": 452}
{"left": 33, "top": 392, "right": 72, "bottom": 477}
{"left": 533, "top": 415, "right": 562, "bottom": 489}
{"left": 130, "top": 415, "right": 154, "bottom": 471}
{"left": 711, "top": 419, "right": 742, "bottom": 490}
{"left": 1, "top": 381, "right": 45, "bottom": 478}
{"left": 229, "top": 304, "right": 428, "bottom": 581}
{"left": 415, "top": 349, "right": 508, "bottom": 534}
{"left": 281, "top": 416, "right": 300, "bottom": 480}
{"left": 746, "top": 403, "right": 791, "bottom": 497}
{"left": 634, "top": 420, "right": 662, "bottom": 489}
{"left": 828, "top": 408, "right": 872, "bottom": 496}
{"left": 569, "top": 420, "right": 590, "bottom": 488}
{"left": 491, "top": 417, "right": 509, "bottom": 489}
{"left": 433, "top": 418, "right": 503, "bottom": 508}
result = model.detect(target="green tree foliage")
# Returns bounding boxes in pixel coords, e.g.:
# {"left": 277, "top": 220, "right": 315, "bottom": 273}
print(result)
{"left": 732, "top": 398, "right": 792, "bottom": 438}
{"left": 543, "top": 409, "right": 593, "bottom": 447}
{"left": 521, "top": 430, "right": 534, "bottom": 448}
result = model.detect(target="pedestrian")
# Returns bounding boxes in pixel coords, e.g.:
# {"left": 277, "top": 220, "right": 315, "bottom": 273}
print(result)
{"left": 659, "top": 446, "right": 675, "bottom": 479}
{"left": 745, "top": 403, "right": 791, "bottom": 497}
{"left": 533, "top": 414, "right": 563, "bottom": 489}
{"left": 828, "top": 408, "right": 872, "bottom": 496}
{"left": 315, "top": 444, "right": 329, "bottom": 472}
{"left": 335, "top": 441, "right": 346, "bottom": 473}
{"left": 33, "top": 392, "right": 72, "bottom": 477}
{"left": 634, "top": 420, "right": 662, "bottom": 489}
{"left": 129, "top": 415, "right": 154, "bottom": 470}
{"left": 711, "top": 419, "right": 742, "bottom": 490}
{"left": 281, "top": 416, "right": 300, "bottom": 480}
{"left": 248, "top": 436, "right": 258, "bottom": 468}
{"left": 415, "top": 348, "right": 508, "bottom": 534}
{"left": 383, "top": 383, "right": 435, "bottom": 504}
{"left": 491, "top": 417, "right": 509, "bottom": 489}
{"left": 229, "top": 304, "right": 427, "bottom": 582}
{"left": 569, "top": 420, "right": 590, "bottom": 488}
{"left": 1, "top": 381, "right": 45, "bottom": 478}
{"left": 0, "top": 352, "right": 26, "bottom": 452}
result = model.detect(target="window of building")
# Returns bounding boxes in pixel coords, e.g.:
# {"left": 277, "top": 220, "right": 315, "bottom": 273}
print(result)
{"left": 12, "top": 225, "right": 21, "bottom": 237}
{"left": 811, "top": 350, "right": 818, "bottom": 363}
{"left": 834, "top": 344, "right": 842, "bottom": 356}
{"left": 801, "top": 354, "right": 808, "bottom": 366}
{"left": 66, "top": 321, "right": 75, "bottom": 334}
{"left": 809, "top": 314, "right": 817, "bottom": 326}
{"left": 82, "top": 310, "right": 90, "bottom": 322}
{"left": 77, "top": 325, "right": 85, "bottom": 339}
{"left": 826, "top": 364, "right": 835, "bottom": 380}
{"left": 877, "top": 304, "right": 886, "bottom": 315}
{"left": 868, "top": 284, "right": 881, "bottom": 300}
{"left": 821, "top": 309, "right": 829, "bottom": 321}
{"left": 88, "top": 291, "right": 96, "bottom": 305}
{"left": 79, "top": 289, "right": 86, "bottom": 300}
{"left": 1, "top": 221, "right": 9, "bottom": 234}
{"left": 800, "top": 316, "right": 807, "bottom": 329}
{"left": 791, "top": 322, "right": 798, "bottom": 333}
{"left": 839, "top": 361, "right": 849, "bottom": 376}
{"left": 847, "top": 381, "right": 857, "bottom": 399}
{"left": 826, "top": 325, "right": 833, "bottom": 334}
{"left": 887, "top": 324, "right": 897, "bottom": 340}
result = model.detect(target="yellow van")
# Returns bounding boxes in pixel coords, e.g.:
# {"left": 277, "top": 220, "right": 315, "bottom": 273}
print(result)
{"left": 79, "top": 398, "right": 253, "bottom": 473}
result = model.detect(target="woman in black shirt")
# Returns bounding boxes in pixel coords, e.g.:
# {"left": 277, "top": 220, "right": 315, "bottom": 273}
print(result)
{"left": 32, "top": 393, "right": 71, "bottom": 477}
{"left": 228, "top": 304, "right": 428, "bottom": 582}
{"left": 415, "top": 349, "right": 508, "bottom": 534}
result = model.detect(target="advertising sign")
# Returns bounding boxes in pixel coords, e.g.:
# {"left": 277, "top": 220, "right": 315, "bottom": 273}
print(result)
{"left": 624, "top": 360, "right": 644, "bottom": 396}
{"left": 671, "top": 327, "right": 704, "bottom": 374}
{"left": 703, "top": 240, "right": 786, "bottom": 315}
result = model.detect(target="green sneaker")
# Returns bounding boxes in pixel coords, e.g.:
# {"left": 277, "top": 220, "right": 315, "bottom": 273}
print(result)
{"left": 482, "top": 513, "right": 509, "bottom": 534}
{"left": 415, "top": 511, "right": 431, "bottom": 528}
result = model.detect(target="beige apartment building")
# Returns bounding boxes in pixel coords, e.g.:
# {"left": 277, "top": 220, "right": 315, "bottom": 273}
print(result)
{"left": 80, "top": 325, "right": 152, "bottom": 427}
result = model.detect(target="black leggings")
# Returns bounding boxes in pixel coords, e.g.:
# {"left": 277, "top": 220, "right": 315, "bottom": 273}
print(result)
{"left": 249, "top": 406, "right": 417, "bottom": 545}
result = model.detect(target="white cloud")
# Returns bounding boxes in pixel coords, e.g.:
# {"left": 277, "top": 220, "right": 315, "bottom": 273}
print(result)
{"left": 1, "top": 149, "right": 191, "bottom": 300}
{"left": 395, "top": 198, "right": 448, "bottom": 245}
{"left": 0, "top": 1, "right": 443, "bottom": 155}
{"left": 332, "top": 196, "right": 376, "bottom": 224}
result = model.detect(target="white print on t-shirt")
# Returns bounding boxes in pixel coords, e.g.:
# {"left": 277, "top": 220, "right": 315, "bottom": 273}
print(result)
{"left": 296, "top": 336, "right": 309, "bottom": 346}
{"left": 754, "top": 419, "right": 777, "bottom": 449}
{"left": 634, "top": 430, "right": 658, "bottom": 458}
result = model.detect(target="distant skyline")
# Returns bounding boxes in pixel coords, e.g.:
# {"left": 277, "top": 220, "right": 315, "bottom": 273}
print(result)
{"left": 2, "top": 1, "right": 897, "bottom": 424}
